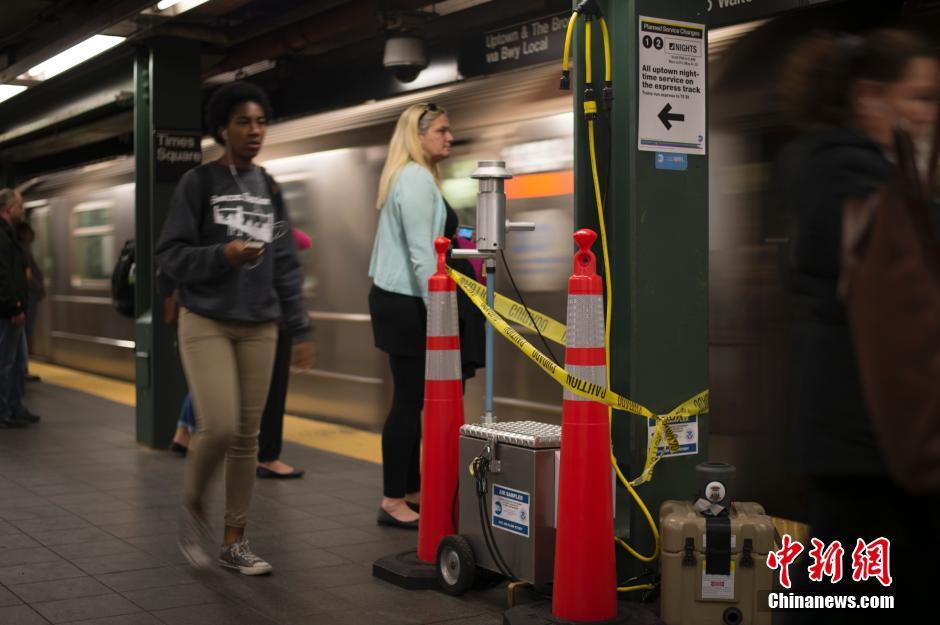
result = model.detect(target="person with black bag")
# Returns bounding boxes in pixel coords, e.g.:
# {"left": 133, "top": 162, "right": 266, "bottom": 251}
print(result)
{"left": 777, "top": 29, "right": 940, "bottom": 622}
{"left": 368, "top": 104, "right": 484, "bottom": 529}
{"left": 156, "top": 81, "right": 314, "bottom": 575}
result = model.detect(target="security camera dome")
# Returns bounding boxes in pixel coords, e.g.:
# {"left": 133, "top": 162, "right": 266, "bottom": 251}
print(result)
{"left": 383, "top": 35, "right": 428, "bottom": 83}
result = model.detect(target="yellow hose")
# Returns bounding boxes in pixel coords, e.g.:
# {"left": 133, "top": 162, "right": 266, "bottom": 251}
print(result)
{"left": 584, "top": 18, "right": 593, "bottom": 85}
{"left": 562, "top": 13, "right": 578, "bottom": 73}
{"left": 564, "top": 8, "right": 660, "bottom": 571}
{"left": 618, "top": 584, "right": 655, "bottom": 594}
{"left": 589, "top": 119, "right": 661, "bottom": 566}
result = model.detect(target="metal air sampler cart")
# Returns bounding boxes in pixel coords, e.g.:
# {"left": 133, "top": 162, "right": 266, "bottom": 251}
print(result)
{"left": 435, "top": 161, "right": 562, "bottom": 597}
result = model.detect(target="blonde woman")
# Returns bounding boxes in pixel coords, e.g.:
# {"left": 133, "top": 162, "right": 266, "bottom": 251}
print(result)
{"left": 368, "top": 103, "right": 455, "bottom": 528}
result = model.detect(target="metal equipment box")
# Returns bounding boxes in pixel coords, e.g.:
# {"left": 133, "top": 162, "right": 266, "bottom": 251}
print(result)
{"left": 458, "top": 421, "right": 561, "bottom": 589}
{"left": 660, "top": 501, "right": 774, "bottom": 625}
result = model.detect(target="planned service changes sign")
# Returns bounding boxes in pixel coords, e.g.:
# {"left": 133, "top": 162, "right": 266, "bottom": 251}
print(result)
{"left": 637, "top": 16, "right": 706, "bottom": 155}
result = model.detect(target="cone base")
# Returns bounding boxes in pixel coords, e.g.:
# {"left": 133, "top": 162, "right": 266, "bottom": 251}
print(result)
{"left": 503, "top": 601, "right": 664, "bottom": 625}
{"left": 372, "top": 550, "right": 438, "bottom": 590}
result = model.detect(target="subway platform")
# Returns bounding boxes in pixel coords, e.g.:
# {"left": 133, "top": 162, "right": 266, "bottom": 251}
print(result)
{"left": 0, "top": 364, "right": 506, "bottom": 625}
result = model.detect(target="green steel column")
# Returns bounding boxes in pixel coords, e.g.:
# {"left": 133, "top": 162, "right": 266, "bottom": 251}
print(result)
{"left": 133, "top": 39, "right": 201, "bottom": 448}
{"left": 573, "top": 0, "right": 709, "bottom": 578}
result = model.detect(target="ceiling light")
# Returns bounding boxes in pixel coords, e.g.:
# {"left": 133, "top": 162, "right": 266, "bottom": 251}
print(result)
{"left": 151, "top": 0, "right": 210, "bottom": 15}
{"left": 0, "top": 85, "right": 27, "bottom": 104}
{"left": 20, "top": 35, "right": 125, "bottom": 82}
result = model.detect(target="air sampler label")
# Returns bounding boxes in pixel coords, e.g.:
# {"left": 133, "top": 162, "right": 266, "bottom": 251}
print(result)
{"left": 638, "top": 16, "right": 706, "bottom": 155}
{"left": 492, "top": 484, "right": 530, "bottom": 538}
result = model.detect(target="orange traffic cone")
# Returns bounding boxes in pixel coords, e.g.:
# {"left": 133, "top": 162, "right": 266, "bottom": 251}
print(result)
{"left": 417, "top": 236, "right": 465, "bottom": 563}
{"left": 552, "top": 228, "right": 618, "bottom": 620}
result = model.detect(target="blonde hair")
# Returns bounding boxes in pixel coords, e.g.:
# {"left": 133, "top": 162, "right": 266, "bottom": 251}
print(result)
{"left": 375, "top": 104, "right": 447, "bottom": 209}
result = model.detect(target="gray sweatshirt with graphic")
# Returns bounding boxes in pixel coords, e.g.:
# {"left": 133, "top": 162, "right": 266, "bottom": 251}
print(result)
{"left": 156, "top": 162, "right": 310, "bottom": 338}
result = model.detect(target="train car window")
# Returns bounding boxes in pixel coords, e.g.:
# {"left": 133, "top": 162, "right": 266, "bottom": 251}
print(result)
{"left": 24, "top": 201, "right": 53, "bottom": 280}
{"left": 70, "top": 200, "right": 115, "bottom": 288}
{"left": 277, "top": 178, "right": 317, "bottom": 298}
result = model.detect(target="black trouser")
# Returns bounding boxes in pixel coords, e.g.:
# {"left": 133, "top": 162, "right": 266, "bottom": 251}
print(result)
{"left": 258, "top": 329, "right": 292, "bottom": 463}
{"left": 382, "top": 353, "right": 424, "bottom": 499}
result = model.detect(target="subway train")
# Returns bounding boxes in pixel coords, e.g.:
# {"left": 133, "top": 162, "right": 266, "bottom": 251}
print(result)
{"left": 20, "top": 15, "right": 811, "bottom": 522}
{"left": 22, "top": 62, "right": 574, "bottom": 431}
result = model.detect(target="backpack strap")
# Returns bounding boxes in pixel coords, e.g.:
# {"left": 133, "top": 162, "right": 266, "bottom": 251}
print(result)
{"left": 258, "top": 166, "right": 287, "bottom": 220}
{"left": 194, "top": 163, "right": 214, "bottom": 226}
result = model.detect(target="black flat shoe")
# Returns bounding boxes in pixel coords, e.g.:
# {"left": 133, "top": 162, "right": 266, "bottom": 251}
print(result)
{"left": 256, "top": 466, "right": 304, "bottom": 479}
{"left": 169, "top": 442, "right": 188, "bottom": 456}
{"left": 377, "top": 508, "right": 418, "bottom": 530}
{"left": 406, "top": 501, "right": 420, "bottom": 513}
{"left": 19, "top": 410, "right": 40, "bottom": 424}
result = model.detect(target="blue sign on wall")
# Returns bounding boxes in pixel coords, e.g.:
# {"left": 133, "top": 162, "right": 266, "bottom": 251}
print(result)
{"left": 655, "top": 152, "right": 688, "bottom": 171}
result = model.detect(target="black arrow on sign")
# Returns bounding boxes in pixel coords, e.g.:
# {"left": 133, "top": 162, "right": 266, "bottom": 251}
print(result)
{"left": 658, "top": 103, "right": 685, "bottom": 130}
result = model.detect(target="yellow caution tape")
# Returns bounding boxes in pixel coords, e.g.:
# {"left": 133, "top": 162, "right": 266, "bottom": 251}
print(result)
{"left": 447, "top": 265, "right": 709, "bottom": 484}
{"left": 450, "top": 269, "right": 567, "bottom": 346}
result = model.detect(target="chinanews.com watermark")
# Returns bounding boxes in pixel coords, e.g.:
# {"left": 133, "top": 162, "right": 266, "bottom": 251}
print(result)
{"left": 767, "top": 593, "right": 894, "bottom": 610}
{"left": 763, "top": 535, "right": 895, "bottom": 611}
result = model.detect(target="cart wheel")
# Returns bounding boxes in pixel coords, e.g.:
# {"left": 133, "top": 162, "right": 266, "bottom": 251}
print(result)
{"left": 437, "top": 535, "right": 476, "bottom": 596}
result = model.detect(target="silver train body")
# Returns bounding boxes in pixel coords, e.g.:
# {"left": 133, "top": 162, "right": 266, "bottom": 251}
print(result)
{"left": 25, "top": 64, "right": 573, "bottom": 430}
{"left": 23, "top": 28, "right": 804, "bottom": 520}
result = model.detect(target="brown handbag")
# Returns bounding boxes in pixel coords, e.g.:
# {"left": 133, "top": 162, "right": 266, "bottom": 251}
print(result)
{"left": 164, "top": 289, "right": 180, "bottom": 326}
{"left": 841, "top": 128, "right": 940, "bottom": 494}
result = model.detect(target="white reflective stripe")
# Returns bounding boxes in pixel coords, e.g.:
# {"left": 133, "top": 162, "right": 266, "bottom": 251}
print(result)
{"left": 563, "top": 363, "right": 607, "bottom": 402}
{"left": 425, "top": 350, "right": 462, "bottom": 381}
{"left": 565, "top": 294, "right": 605, "bottom": 349}
{"left": 427, "top": 292, "right": 459, "bottom": 337}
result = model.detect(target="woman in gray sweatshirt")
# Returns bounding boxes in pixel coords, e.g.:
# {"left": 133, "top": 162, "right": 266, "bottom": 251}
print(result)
{"left": 157, "top": 82, "right": 313, "bottom": 576}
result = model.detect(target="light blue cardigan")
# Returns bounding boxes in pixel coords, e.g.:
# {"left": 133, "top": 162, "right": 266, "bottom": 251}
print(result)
{"left": 368, "top": 162, "right": 446, "bottom": 303}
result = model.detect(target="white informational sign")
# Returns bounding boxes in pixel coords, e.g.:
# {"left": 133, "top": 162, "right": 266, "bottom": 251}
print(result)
{"left": 492, "top": 484, "right": 531, "bottom": 538}
{"left": 702, "top": 561, "right": 736, "bottom": 601}
{"left": 637, "top": 16, "right": 706, "bottom": 154}
{"left": 648, "top": 415, "right": 699, "bottom": 458}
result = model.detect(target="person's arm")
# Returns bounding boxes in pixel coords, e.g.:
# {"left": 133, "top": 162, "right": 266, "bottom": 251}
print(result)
{"left": 0, "top": 235, "right": 23, "bottom": 316}
{"left": 398, "top": 167, "right": 442, "bottom": 303}
{"left": 28, "top": 254, "right": 45, "bottom": 299}
{"left": 270, "top": 192, "right": 311, "bottom": 339}
{"left": 156, "top": 169, "right": 232, "bottom": 284}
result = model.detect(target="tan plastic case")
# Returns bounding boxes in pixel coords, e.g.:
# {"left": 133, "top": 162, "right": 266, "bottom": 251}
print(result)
{"left": 660, "top": 501, "right": 775, "bottom": 625}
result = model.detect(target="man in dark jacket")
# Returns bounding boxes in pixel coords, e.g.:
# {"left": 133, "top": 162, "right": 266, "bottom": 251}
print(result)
{"left": 0, "top": 188, "right": 38, "bottom": 427}
{"left": 16, "top": 220, "right": 45, "bottom": 382}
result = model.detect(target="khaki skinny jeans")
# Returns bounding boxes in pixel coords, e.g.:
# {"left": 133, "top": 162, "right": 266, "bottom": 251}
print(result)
{"left": 178, "top": 307, "right": 277, "bottom": 528}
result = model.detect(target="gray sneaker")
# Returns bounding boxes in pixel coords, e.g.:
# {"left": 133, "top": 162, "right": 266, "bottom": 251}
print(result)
{"left": 178, "top": 505, "right": 213, "bottom": 569}
{"left": 219, "top": 538, "right": 272, "bottom": 575}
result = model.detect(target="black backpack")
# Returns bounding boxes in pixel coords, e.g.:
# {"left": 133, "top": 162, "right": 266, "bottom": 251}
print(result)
{"left": 111, "top": 239, "right": 136, "bottom": 318}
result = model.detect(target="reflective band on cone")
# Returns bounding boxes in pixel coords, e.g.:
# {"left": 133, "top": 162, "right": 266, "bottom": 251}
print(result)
{"left": 417, "top": 237, "right": 465, "bottom": 563}
{"left": 552, "top": 229, "right": 617, "bottom": 621}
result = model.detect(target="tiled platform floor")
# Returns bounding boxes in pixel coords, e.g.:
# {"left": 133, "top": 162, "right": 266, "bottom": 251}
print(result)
{"left": 0, "top": 382, "right": 506, "bottom": 625}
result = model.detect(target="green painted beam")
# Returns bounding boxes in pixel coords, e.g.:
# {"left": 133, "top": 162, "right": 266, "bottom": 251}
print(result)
{"left": 572, "top": 0, "right": 709, "bottom": 582}
{"left": 133, "top": 39, "right": 201, "bottom": 448}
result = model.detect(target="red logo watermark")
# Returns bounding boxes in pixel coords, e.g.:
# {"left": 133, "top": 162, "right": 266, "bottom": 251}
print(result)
{"left": 767, "top": 535, "right": 892, "bottom": 589}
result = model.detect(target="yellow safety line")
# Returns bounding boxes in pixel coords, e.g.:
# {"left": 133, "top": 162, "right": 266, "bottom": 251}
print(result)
{"left": 30, "top": 361, "right": 137, "bottom": 407}
{"left": 28, "top": 360, "right": 381, "bottom": 464}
